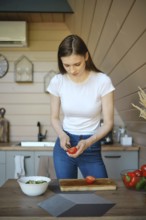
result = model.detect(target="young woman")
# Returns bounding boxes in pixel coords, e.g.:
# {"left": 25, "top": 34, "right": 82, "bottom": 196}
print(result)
{"left": 47, "top": 35, "right": 115, "bottom": 179}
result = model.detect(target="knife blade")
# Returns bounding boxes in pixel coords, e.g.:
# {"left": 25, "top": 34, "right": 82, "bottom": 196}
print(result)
{"left": 66, "top": 143, "right": 71, "bottom": 148}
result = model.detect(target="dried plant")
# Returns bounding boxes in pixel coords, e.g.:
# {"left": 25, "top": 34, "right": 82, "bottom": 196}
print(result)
{"left": 132, "top": 87, "right": 146, "bottom": 120}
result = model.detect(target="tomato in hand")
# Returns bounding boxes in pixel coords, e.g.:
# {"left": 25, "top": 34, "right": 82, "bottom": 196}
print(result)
{"left": 67, "top": 146, "right": 78, "bottom": 154}
{"left": 85, "top": 176, "right": 96, "bottom": 184}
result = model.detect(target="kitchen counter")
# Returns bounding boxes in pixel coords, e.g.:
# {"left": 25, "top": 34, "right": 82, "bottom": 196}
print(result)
{"left": 0, "top": 179, "right": 146, "bottom": 220}
{"left": 0, "top": 142, "right": 140, "bottom": 151}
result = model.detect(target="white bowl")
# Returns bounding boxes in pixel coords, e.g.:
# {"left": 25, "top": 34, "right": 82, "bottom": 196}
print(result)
{"left": 17, "top": 176, "right": 51, "bottom": 196}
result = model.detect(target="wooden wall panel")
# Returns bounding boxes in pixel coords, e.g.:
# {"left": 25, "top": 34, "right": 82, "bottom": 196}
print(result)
{"left": 0, "top": 22, "right": 71, "bottom": 51}
{"left": 80, "top": 0, "right": 97, "bottom": 42}
{"left": 99, "top": 0, "right": 146, "bottom": 73}
{"left": 127, "top": 122, "right": 146, "bottom": 133}
{"left": 87, "top": 0, "right": 112, "bottom": 56}
{"left": 110, "top": 31, "right": 146, "bottom": 86}
{"left": 0, "top": 83, "right": 45, "bottom": 93}
{"left": 29, "top": 30, "right": 70, "bottom": 41}
{"left": 29, "top": 22, "right": 69, "bottom": 30}
{"left": 115, "top": 64, "right": 146, "bottom": 100}
{"left": 0, "top": 51, "right": 57, "bottom": 62}
{"left": 1, "top": 105, "right": 50, "bottom": 115}
{"left": 65, "top": 0, "right": 146, "bottom": 160}
{"left": 128, "top": 131, "right": 146, "bottom": 147}
{"left": 66, "top": 0, "right": 85, "bottom": 36}
{"left": 0, "top": 0, "right": 146, "bottom": 156}
{"left": 0, "top": 71, "right": 57, "bottom": 83}
{"left": 0, "top": 61, "right": 57, "bottom": 73}
{"left": 65, "top": 0, "right": 76, "bottom": 33}
{"left": 0, "top": 94, "right": 49, "bottom": 104}
{"left": 93, "top": 0, "right": 135, "bottom": 66}
{"left": 0, "top": 13, "right": 65, "bottom": 23}
{"left": 0, "top": 22, "right": 70, "bottom": 141}
{"left": 115, "top": 92, "right": 141, "bottom": 111}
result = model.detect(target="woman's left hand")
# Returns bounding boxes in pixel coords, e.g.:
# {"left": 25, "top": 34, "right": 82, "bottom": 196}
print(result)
{"left": 67, "top": 139, "right": 88, "bottom": 158}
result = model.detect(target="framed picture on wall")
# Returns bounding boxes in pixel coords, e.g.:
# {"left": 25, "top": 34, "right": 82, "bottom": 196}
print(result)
{"left": 15, "top": 55, "right": 33, "bottom": 82}
{"left": 44, "top": 70, "right": 57, "bottom": 92}
{"left": 0, "top": 54, "right": 9, "bottom": 78}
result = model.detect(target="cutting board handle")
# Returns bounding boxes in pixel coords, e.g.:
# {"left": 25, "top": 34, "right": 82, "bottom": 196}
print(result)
{"left": 0, "top": 108, "right": 9, "bottom": 143}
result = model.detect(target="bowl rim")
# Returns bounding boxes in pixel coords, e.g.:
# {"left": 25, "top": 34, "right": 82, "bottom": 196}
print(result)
{"left": 17, "top": 176, "right": 51, "bottom": 184}
{"left": 120, "top": 169, "right": 138, "bottom": 175}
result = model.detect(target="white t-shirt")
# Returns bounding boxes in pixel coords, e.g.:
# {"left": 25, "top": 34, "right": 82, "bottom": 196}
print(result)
{"left": 47, "top": 71, "right": 115, "bottom": 135}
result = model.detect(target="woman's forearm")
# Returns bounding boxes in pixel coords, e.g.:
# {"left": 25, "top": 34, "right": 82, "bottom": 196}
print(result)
{"left": 86, "top": 120, "right": 114, "bottom": 147}
{"left": 51, "top": 117, "right": 66, "bottom": 139}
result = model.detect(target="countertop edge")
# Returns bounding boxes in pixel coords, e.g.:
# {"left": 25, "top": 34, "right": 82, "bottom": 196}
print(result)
{"left": 0, "top": 143, "right": 140, "bottom": 151}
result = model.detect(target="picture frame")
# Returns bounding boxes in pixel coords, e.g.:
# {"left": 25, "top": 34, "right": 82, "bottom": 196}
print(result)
{"left": 0, "top": 54, "right": 9, "bottom": 78}
{"left": 44, "top": 70, "right": 57, "bottom": 93}
{"left": 15, "top": 55, "right": 33, "bottom": 82}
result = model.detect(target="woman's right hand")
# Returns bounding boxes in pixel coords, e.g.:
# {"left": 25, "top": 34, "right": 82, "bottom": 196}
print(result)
{"left": 59, "top": 132, "right": 71, "bottom": 151}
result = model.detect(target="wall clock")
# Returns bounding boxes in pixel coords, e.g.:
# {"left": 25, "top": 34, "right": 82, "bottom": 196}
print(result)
{"left": 0, "top": 54, "right": 9, "bottom": 78}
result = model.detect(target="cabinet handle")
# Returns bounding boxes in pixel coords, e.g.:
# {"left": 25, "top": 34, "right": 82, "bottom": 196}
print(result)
{"left": 14, "top": 156, "right": 31, "bottom": 158}
{"left": 104, "top": 155, "right": 121, "bottom": 158}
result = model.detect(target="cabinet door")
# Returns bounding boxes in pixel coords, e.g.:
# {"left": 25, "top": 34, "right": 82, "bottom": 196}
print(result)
{"left": 34, "top": 151, "right": 55, "bottom": 177}
{"left": 0, "top": 151, "right": 6, "bottom": 186}
{"left": 102, "top": 151, "right": 138, "bottom": 179}
{"left": 6, "top": 151, "right": 35, "bottom": 179}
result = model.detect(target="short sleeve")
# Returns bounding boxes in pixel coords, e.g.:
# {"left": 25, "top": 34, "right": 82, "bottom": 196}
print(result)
{"left": 100, "top": 74, "right": 115, "bottom": 97}
{"left": 47, "top": 75, "right": 61, "bottom": 97}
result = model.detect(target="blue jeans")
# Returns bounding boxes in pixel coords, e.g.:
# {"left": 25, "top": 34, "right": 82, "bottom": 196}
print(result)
{"left": 53, "top": 131, "right": 108, "bottom": 179}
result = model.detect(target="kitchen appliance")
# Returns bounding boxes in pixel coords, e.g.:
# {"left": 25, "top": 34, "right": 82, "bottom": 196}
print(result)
{"left": 0, "top": 21, "right": 27, "bottom": 47}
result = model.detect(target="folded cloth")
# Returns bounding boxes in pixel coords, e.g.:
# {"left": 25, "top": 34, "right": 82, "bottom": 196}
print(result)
{"left": 37, "top": 156, "right": 56, "bottom": 179}
{"left": 14, "top": 155, "right": 25, "bottom": 179}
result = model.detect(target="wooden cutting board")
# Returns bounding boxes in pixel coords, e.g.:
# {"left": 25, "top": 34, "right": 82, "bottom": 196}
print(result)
{"left": 0, "top": 108, "right": 9, "bottom": 143}
{"left": 59, "top": 178, "right": 117, "bottom": 191}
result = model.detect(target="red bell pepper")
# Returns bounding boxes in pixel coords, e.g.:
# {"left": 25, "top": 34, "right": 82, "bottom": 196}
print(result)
{"left": 123, "top": 172, "right": 140, "bottom": 188}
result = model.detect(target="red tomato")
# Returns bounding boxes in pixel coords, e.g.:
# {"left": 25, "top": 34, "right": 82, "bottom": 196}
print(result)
{"left": 133, "top": 169, "right": 142, "bottom": 177}
{"left": 85, "top": 176, "right": 96, "bottom": 184}
{"left": 67, "top": 146, "right": 78, "bottom": 154}
{"left": 141, "top": 164, "right": 146, "bottom": 172}
{"left": 140, "top": 164, "right": 146, "bottom": 176}
{"left": 142, "top": 171, "right": 146, "bottom": 177}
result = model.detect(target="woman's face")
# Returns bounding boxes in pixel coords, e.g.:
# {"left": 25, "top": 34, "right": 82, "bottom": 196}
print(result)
{"left": 61, "top": 54, "right": 88, "bottom": 78}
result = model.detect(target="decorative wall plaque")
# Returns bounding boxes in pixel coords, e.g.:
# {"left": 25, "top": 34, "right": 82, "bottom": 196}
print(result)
{"left": 15, "top": 55, "right": 33, "bottom": 82}
{"left": 0, "top": 54, "right": 9, "bottom": 78}
{"left": 44, "top": 70, "right": 57, "bottom": 92}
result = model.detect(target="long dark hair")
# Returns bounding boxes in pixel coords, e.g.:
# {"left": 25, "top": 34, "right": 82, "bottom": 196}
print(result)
{"left": 58, "top": 35, "right": 101, "bottom": 74}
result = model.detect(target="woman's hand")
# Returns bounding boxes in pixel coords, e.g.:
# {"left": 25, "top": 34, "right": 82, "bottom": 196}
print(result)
{"left": 59, "top": 132, "right": 71, "bottom": 151}
{"left": 67, "top": 139, "right": 89, "bottom": 158}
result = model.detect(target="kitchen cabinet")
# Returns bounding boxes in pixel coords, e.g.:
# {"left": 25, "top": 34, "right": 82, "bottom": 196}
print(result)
{"left": 0, "top": 145, "right": 140, "bottom": 186}
{"left": 0, "top": 151, "right": 6, "bottom": 186}
{"left": 102, "top": 150, "right": 138, "bottom": 179}
{"left": 34, "top": 151, "right": 53, "bottom": 176}
{"left": 6, "top": 151, "right": 35, "bottom": 180}
{"left": 5, "top": 151, "right": 54, "bottom": 180}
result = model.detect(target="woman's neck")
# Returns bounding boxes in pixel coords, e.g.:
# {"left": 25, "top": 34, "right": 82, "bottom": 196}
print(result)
{"left": 67, "top": 70, "right": 90, "bottom": 83}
